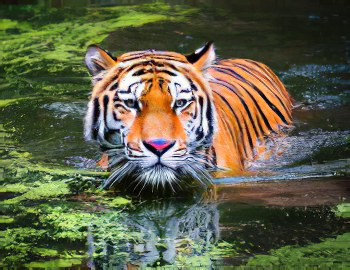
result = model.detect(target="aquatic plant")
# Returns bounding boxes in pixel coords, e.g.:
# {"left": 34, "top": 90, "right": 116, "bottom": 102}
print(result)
{"left": 0, "top": 3, "right": 197, "bottom": 98}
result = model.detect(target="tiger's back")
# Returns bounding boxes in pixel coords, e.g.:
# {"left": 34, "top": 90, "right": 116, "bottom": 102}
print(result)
{"left": 209, "top": 59, "right": 293, "bottom": 172}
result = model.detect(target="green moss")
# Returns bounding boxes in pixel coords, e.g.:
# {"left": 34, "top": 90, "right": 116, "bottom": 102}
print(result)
{"left": 0, "top": 19, "right": 31, "bottom": 32}
{"left": 39, "top": 207, "right": 93, "bottom": 240}
{"left": 0, "top": 216, "right": 14, "bottom": 224}
{"left": 334, "top": 203, "right": 350, "bottom": 218}
{"left": 24, "top": 259, "right": 82, "bottom": 269}
{"left": 6, "top": 150, "right": 108, "bottom": 177}
{"left": 0, "top": 3, "right": 196, "bottom": 98}
{"left": 177, "top": 255, "right": 212, "bottom": 268}
{"left": 32, "top": 248, "right": 59, "bottom": 257}
{"left": 2, "top": 180, "right": 70, "bottom": 205}
{"left": 0, "top": 183, "right": 28, "bottom": 193}
{"left": 102, "top": 196, "right": 131, "bottom": 207}
{"left": 0, "top": 98, "right": 33, "bottom": 107}
{"left": 246, "top": 233, "right": 350, "bottom": 269}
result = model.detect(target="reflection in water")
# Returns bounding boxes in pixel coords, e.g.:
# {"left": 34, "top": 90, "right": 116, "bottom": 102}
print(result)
{"left": 79, "top": 188, "right": 350, "bottom": 268}
{"left": 88, "top": 199, "right": 220, "bottom": 268}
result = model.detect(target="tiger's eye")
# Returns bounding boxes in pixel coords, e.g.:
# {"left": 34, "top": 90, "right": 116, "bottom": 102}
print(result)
{"left": 175, "top": 99, "right": 187, "bottom": 107}
{"left": 125, "top": 99, "right": 136, "bottom": 108}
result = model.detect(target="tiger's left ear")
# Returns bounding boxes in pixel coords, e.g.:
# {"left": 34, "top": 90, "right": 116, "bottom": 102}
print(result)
{"left": 186, "top": 42, "right": 216, "bottom": 71}
{"left": 85, "top": 45, "right": 116, "bottom": 77}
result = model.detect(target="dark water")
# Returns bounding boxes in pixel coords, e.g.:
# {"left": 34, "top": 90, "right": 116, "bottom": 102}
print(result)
{"left": 0, "top": 0, "right": 350, "bottom": 268}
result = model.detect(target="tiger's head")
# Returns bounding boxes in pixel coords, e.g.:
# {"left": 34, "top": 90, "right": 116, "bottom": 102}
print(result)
{"left": 84, "top": 42, "right": 217, "bottom": 191}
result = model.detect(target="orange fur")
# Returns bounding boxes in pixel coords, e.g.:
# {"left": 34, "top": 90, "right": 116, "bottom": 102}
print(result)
{"left": 85, "top": 44, "right": 292, "bottom": 179}
{"left": 209, "top": 59, "right": 292, "bottom": 172}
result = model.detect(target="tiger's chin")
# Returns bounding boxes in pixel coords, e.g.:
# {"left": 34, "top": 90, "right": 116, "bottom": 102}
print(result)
{"left": 102, "top": 161, "right": 212, "bottom": 194}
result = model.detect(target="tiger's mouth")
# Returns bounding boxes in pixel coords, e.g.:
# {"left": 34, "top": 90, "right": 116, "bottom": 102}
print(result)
{"left": 102, "top": 150, "right": 213, "bottom": 193}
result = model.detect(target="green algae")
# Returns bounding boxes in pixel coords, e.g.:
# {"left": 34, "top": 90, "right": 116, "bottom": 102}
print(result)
{"left": 245, "top": 232, "right": 350, "bottom": 269}
{"left": 0, "top": 148, "right": 108, "bottom": 206}
{"left": 0, "top": 197, "right": 133, "bottom": 265}
{"left": 0, "top": 3, "right": 197, "bottom": 98}
{"left": 0, "top": 183, "right": 28, "bottom": 193}
{"left": 0, "top": 98, "right": 35, "bottom": 107}
{"left": 104, "top": 196, "right": 131, "bottom": 207}
{"left": 6, "top": 150, "right": 109, "bottom": 177}
{"left": 0, "top": 216, "right": 14, "bottom": 224}
{"left": 24, "top": 258, "right": 82, "bottom": 269}
{"left": 2, "top": 180, "right": 70, "bottom": 205}
{"left": 334, "top": 203, "right": 350, "bottom": 218}
{"left": 0, "top": 227, "right": 49, "bottom": 264}
{"left": 246, "top": 203, "right": 350, "bottom": 269}
{"left": 0, "top": 141, "right": 135, "bottom": 266}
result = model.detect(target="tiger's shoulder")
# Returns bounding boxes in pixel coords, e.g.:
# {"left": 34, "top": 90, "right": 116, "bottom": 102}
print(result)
{"left": 208, "top": 58, "right": 293, "bottom": 172}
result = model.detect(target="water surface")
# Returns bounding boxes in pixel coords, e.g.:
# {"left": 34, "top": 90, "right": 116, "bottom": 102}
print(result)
{"left": 0, "top": 0, "right": 349, "bottom": 268}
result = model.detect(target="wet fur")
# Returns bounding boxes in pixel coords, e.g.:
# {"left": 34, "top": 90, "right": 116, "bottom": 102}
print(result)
{"left": 84, "top": 43, "right": 293, "bottom": 191}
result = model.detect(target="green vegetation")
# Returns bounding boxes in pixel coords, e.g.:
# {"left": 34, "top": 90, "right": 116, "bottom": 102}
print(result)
{"left": 238, "top": 203, "right": 350, "bottom": 269}
{"left": 0, "top": 3, "right": 197, "bottom": 98}
{"left": 246, "top": 232, "right": 350, "bottom": 269}
{"left": 335, "top": 203, "right": 350, "bottom": 218}
{"left": 0, "top": 133, "right": 133, "bottom": 266}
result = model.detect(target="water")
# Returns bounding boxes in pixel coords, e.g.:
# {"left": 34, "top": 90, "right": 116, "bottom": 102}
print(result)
{"left": 0, "top": 0, "right": 349, "bottom": 268}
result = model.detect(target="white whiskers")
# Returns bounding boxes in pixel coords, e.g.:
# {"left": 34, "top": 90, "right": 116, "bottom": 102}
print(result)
{"left": 102, "top": 144, "right": 214, "bottom": 193}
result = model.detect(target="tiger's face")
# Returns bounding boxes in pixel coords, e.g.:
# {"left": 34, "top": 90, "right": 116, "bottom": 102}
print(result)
{"left": 84, "top": 43, "right": 217, "bottom": 190}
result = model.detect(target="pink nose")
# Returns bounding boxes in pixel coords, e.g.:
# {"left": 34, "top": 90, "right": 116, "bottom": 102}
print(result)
{"left": 144, "top": 138, "right": 173, "bottom": 151}
{"left": 143, "top": 138, "right": 175, "bottom": 156}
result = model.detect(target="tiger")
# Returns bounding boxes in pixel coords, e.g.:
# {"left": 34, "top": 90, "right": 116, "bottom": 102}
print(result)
{"left": 84, "top": 42, "right": 293, "bottom": 191}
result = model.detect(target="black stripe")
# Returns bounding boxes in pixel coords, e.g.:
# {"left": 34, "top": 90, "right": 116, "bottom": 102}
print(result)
{"left": 152, "top": 56, "right": 186, "bottom": 63}
{"left": 214, "top": 65, "right": 245, "bottom": 81}
{"left": 211, "top": 146, "right": 217, "bottom": 167}
{"left": 188, "top": 78, "right": 198, "bottom": 91}
{"left": 92, "top": 97, "right": 100, "bottom": 139}
{"left": 218, "top": 65, "right": 288, "bottom": 124}
{"left": 122, "top": 61, "right": 153, "bottom": 74}
{"left": 127, "top": 82, "right": 139, "bottom": 93}
{"left": 121, "top": 55, "right": 144, "bottom": 62}
{"left": 109, "top": 82, "right": 118, "bottom": 91}
{"left": 193, "top": 99, "right": 198, "bottom": 119}
{"left": 180, "top": 89, "right": 192, "bottom": 93}
{"left": 236, "top": 64, "right": 290, "bottom": 122}
{"left": 215, "top": 93, "right": 250, "bottom": 158}
{"left": 205, "top": 96, "right": 215, "bottom": 142}
{"left": 195, "top": 97, "right": 205, "bottom": 142}
{"left": 213, "top": 79, "right": 256, "bottom": 149}
{"left": 160, "top": 70, "right": 177, "bottom": 76}
{"left": 213, "top": 67, "right": 273, "bottom": 133}
{"left": 114, "top": 104, "right": 131, "bottom": 112}
{"left": 118, "top": 90, "right": 131, "bottom": 94}
{"left": 158, "top": 78, "right": 164, "bottom": 89}
{"left": 133, "top": 69, "right": 146, "bottom": 76}
{"left": 163, "top": 63, "right": 181, "bottom": 73}
{"left": 103, "top": 95, "right": 109, "bottom": 131}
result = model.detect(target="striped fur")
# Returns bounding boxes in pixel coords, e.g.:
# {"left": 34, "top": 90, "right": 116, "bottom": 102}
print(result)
{"left": 84, "top": 43, "right": 293, "bottom": 190}
{"left": 209, "top": 59, "right": 292, "bottom": 172}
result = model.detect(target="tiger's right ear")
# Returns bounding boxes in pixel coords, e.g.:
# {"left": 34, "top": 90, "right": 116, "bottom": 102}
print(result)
{"left": 85, "top": 45, "right": 116, "bottom": 77}
{"left": 186, "top": 41, "right": 216, "bottom": 72}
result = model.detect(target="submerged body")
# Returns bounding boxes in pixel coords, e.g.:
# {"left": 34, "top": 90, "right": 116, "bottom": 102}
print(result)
{"left": 84, "top": 43, "right": 292, "bottom": 190}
